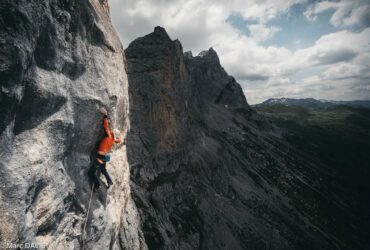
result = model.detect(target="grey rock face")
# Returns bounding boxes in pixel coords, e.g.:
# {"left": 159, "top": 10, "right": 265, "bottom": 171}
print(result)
{"left": 126, "top": 27, "right": 367, "bottom": 249}
{"left": 0, "top": 0, "right": 139, "bottom": 249}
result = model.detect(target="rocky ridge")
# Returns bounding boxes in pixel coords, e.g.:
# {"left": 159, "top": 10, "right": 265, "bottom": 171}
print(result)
{"left": 125, "top": 27, "right": 368, "bottom": 250}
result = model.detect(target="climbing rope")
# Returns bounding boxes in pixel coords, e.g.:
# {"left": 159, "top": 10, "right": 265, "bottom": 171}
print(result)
{"left": 81, "top": 182, "right": 95, "bottom": 250}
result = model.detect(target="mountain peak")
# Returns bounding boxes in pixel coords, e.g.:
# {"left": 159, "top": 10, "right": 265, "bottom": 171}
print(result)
{"left": 254, "top": 97, "right": 370, "bottom": 109}
{"left": 184, "top": 51, "right": 193, "bottom": 59}
{"left": 256, "top": 97, "right": 327, "bottom": 108}
{"left": 154, "top": 26, "right": 168, "bottom": 35}
{"left": 197, "top": 47, "right": 220, "bottom": 64}
{"left": 198, "top": 47, "right": 218, "bottom": 57}
{"left": 149, "top": 26, "right": 171, "bottom": 42}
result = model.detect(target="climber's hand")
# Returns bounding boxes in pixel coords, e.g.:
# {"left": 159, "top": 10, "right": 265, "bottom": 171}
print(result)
{"left": 100, "top": 107, "right": 108, "bottom": 116}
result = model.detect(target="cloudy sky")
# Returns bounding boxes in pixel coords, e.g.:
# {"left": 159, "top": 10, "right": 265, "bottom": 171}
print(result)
{"left": 110, "top": 0, "right": 370, "bottom": 104}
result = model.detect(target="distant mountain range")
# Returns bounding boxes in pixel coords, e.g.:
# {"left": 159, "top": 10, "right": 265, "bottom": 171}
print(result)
{"left": 254, "top": 97, "right": 370, "bottom": 109}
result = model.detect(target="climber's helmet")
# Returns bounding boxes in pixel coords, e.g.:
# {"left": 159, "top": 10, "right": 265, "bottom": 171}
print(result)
{"left": 112, "top": 128, "right": 120, "bottom": 138}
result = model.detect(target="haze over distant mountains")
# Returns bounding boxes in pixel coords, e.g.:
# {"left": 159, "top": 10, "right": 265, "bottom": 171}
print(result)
{"left": 254, "top": 97, "right": 370, "bottom": 109}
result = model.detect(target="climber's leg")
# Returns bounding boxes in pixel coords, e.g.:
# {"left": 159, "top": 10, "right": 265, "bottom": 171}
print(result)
{"left": 92, "top": 165, "right": 101, "bottom": 191}
{"left": 100, "top": 163, "right": 113, "bottom": 187}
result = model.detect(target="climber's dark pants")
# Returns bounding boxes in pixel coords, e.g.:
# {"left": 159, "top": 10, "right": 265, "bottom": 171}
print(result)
{"left": 93, "top": 161, "right": 113, "bottom": 189}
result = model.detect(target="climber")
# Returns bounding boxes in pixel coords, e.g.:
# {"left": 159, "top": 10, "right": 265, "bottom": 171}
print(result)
{"left": 92, "top": 107, "right": 122, "bottom": 191}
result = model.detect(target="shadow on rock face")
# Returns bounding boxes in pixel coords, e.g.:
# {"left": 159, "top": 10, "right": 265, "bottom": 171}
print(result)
{"left": 61, "top": 61, "right": 86, "bottom": 80}
{"left": 0, "top": 2, "right": 36, "bottom": 135}
{"left": 13, "top": 80, "right": 67, "bottom": 135}
{"left": 87, "top": 164, "right": 108, "bottom": 206}
{"left": 34, "top": 20, "right": 57, "bottom": 71}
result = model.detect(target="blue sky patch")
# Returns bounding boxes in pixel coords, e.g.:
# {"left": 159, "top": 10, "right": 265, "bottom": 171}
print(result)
{"left": 226, "top": 2, "right": 341, "bottom": 50}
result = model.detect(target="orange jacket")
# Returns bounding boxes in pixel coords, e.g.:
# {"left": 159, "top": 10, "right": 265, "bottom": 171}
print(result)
{"left": 98, "top": 116, "right": 121, "bottom": 155}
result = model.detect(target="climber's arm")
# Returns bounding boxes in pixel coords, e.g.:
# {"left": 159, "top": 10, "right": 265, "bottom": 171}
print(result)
{"left": 100, "top": 107, "right": 112, "bottom": 137}
{"left": 103, "top": 115, "right": 109, "bottom": 130}
{"left": 103, "top": 116, "right": 113, "bottom": 138}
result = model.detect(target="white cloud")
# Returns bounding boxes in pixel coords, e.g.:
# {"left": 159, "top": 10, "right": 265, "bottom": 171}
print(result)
{"left": 304, "top": 0, "right": 370, "bottom": 27}
{"left": 292, "top": 28, "right": 369, "bottom": 67}
{"left": 109, "top": 0, "right": 370, "bottom": 104}
{"left": 245, "top": 28, "right": 370, "bottom": 103}
{"left": 110, "top": 0, "right": 304, "bottom": 50}
{"left": 321, "top": 63, "right": 370, "bottom": 80}
{"left": 232, "top": 0, "right": 307, "bottom": 23}
{"left": 248, "top": 24, "right": 280, "bottom": 42}
{"left": 304, "top": 1, "right": 338, "bottom": 21}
